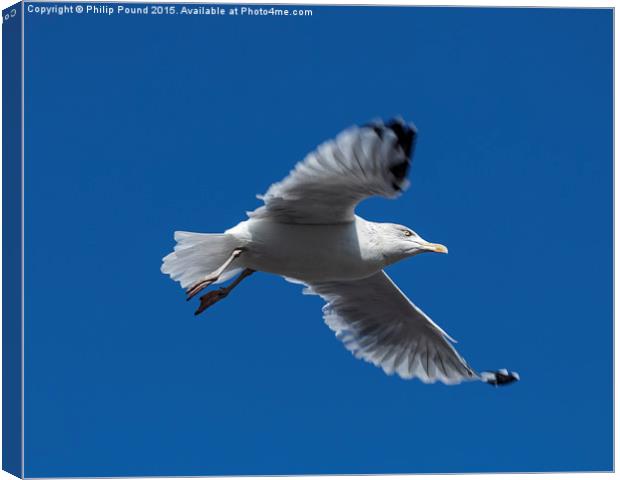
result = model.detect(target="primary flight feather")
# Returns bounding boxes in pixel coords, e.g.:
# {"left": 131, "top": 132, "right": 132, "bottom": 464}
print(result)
{"left": 161, "top": 118, "right": 519, "bottom": 387}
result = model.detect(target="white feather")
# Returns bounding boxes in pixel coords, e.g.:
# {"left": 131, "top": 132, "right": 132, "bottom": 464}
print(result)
{"left": 161, "top": 232, "right": 242, "bottom": 288}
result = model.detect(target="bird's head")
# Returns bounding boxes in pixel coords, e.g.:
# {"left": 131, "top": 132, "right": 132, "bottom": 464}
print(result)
{"left": 379, "top": 223, "right": 448, "bottom": 264}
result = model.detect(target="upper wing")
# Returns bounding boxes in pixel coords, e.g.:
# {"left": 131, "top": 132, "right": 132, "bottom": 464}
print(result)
{"left": 248, "top": 118, "right": 417, "bottom": 224}
{"left": 306, "top": 271, "right": 517, "bottom": 385}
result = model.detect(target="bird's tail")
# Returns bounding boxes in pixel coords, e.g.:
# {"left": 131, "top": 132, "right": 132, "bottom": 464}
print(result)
{"left": 161, "top": 231, "right": 243, "bottom": 289}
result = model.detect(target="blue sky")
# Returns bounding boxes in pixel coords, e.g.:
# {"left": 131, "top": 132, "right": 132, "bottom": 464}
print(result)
{"left": 23, "top": 5, "right": 612, "bottom": 476}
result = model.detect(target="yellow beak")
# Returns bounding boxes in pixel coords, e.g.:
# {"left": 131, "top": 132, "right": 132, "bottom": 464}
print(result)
{"left": 423, "top": 242, "right": 448, "bottom": 254}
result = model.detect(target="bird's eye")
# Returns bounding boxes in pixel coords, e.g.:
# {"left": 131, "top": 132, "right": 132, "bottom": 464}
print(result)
{"left": 403, "top": 230, "right": 413, "bottom": 237}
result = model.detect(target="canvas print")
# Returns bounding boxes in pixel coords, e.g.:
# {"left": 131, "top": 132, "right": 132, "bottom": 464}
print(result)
{"left": 2, "top": 2, "right": 613, "bottom": 477}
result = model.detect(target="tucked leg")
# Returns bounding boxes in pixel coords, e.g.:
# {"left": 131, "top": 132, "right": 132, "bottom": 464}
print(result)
{"left": 186, "top": 248, "right": 243, "bottom": 301}
{"left": 195, "top": 268, "right": 255, "bottom": 316}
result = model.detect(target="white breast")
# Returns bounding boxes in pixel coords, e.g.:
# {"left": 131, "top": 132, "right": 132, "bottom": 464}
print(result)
{"left": 226, "top": 217, "right": 384, "bottom": 283}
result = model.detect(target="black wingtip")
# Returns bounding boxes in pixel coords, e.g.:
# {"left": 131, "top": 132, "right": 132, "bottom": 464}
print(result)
{"left": 481, "top": 369, "right": 520, "bottom": 387}
{"left": 385, "top": 118, "right": 417, "bottom": 159}
{"left": 364, "top": 118, "right": 418, "bottom": 159}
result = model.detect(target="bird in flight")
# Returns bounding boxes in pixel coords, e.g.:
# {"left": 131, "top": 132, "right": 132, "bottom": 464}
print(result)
{"left": 162, "top": 118, "right": 519, "bottom": 387}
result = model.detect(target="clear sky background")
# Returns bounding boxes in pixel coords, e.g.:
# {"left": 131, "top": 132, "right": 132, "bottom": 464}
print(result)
{"left": 23, "top": 5, "right": 612, "bottom": 476}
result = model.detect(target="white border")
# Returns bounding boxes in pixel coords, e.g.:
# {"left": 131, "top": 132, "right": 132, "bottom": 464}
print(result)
{"left": 20, "top": 0, "right": 23, "bottom": 478}
{"left": 0, "top": 1, "right": 615, "bottom": 480}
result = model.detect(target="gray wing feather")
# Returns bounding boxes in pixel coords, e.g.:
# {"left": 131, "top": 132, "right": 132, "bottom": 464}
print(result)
{"left": 305, "top": 271, "right": 479, "bottom": 385}
{"left": 249, "top": 119, "right": 416, "bottom": 224}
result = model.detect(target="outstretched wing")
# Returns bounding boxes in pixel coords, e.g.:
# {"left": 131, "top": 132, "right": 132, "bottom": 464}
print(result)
{"left": 305, "top": 271, "right": 518, "bottom": 386}
{"left": 249, "top": 118, "right": 417, "bottom": 224}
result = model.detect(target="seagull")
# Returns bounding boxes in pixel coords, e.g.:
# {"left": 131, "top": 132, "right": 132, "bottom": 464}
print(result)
{"left": 162, "top": 118, "right": 519, "bottom": 387}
